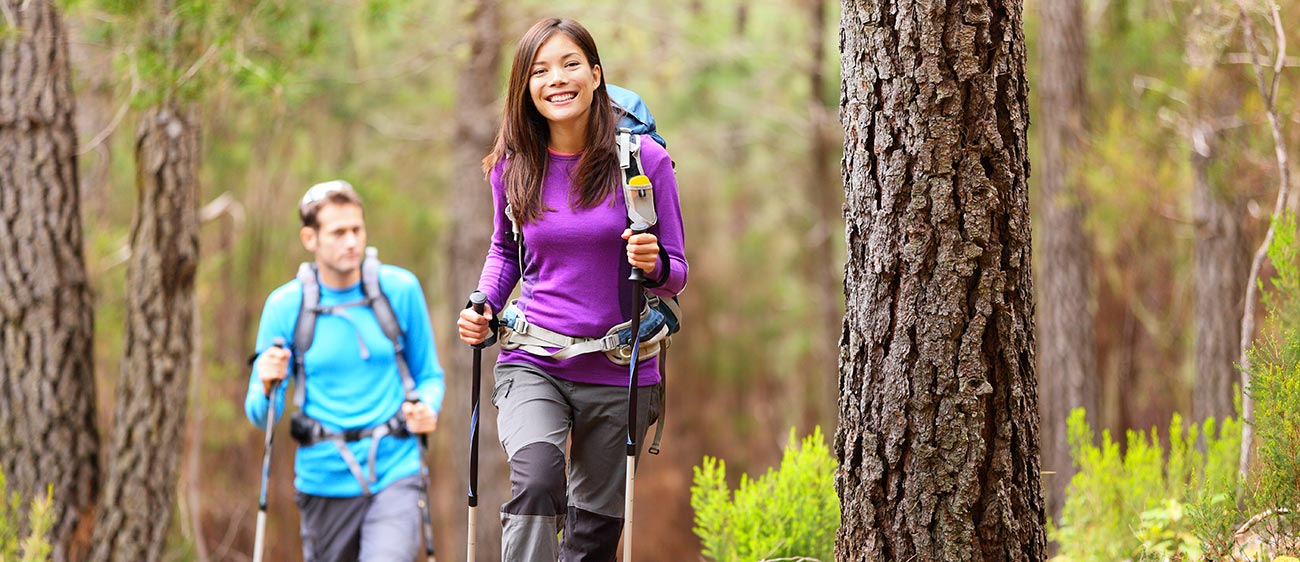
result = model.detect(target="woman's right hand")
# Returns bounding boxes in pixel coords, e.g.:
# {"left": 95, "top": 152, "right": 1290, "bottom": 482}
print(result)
{"left": 458, "top": 304, "right": 495, "bottom": 345}
{"left": 257, "top": 346, "right": 291, "bottom": 398}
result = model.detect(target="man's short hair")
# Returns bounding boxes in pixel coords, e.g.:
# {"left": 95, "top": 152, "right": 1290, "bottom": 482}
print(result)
{"left": 299, "top": 180, "right": 364, "bottom": 228}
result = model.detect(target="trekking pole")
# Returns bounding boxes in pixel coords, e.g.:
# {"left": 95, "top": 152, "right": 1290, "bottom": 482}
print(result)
{"left": 623, "top": 222, "right": 649, "bottom": 562}
{"left": 407, "top": 393, "right": 438, "bottom": 562}
{"left": 253, "top": 336, "right": 286, "bottom": 562}
{"left": 467, "top": 291, "right": 488, "bottom": 562}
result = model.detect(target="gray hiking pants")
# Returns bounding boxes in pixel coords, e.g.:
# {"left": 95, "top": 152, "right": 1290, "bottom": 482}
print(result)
{"left": 492, "top": 362, "right": 659, "bottom": 562}
{"left": 295, "top": 475, "right": 424, "bottom": 562}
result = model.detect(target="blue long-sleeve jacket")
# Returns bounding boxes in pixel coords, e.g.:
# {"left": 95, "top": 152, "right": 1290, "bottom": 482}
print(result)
{"left": 245, "top": 264, "right": 445, "bottom": 497}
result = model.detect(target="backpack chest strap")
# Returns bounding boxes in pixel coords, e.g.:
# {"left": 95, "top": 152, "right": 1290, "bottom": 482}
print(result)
{"left": 290, "top": 410, "right": 410, "bottom": 496}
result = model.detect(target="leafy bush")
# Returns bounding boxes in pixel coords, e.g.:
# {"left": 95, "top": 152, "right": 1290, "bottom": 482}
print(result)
{"left": 0, "top": 470, "right": 54, "bottom": 562}
{"left": 1250, "top": 212, "right": 1300, "bottom": 516}
{"left": 1053, "top": 212, "right": 1300, "bottom": 561}
{"left": 691, "top": 426, "right": 839, "bottom": 562}
{"left": 1049, "top": 409, "right": 1241, "bottom": 562}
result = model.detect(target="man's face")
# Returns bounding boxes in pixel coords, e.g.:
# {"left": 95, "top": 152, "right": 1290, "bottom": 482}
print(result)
{"left": 301, "top": 202, "right": 366, "bottom": 279}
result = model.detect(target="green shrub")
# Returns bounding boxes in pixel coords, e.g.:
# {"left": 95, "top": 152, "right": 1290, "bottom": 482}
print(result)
{"left": 1250, "top": 212, "right": 1300, "bottom": 516}
{"left": 0, "top": 471, "right": 54, "bottom": 562}
{"left": 691, "top": 426, "right": 839, "bottom": 562}
{"left": 1049, "top": 409, "right": 1241, "bottom": 562}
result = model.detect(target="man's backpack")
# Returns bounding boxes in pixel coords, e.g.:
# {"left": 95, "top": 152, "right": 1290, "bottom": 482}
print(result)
{"left": 287, "top": 247, "right": 419, "bottom": 494}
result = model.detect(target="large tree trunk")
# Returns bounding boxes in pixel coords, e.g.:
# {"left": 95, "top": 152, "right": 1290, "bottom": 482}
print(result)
{"left": 88, "top": 103, "right": 200, "bottom": 562}
{"left": 0, "top": 2, "right": 101, "bottom": 560}
{"left": 836, "top": 0, "right": 1047, "bottom": 559}
{"left": 1191, "top": 127, "right": 1244, "bottom": 424}
{"left": 1035, "top": 0, "right": 1096, "bottom": 524}
{"left": 440, "top": 0, "right": 505, "bottom": 556}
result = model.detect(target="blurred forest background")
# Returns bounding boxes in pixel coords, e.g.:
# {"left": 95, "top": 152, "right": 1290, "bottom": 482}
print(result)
{"left": 2, "top": 0, "right": 1298, "bottom": 559}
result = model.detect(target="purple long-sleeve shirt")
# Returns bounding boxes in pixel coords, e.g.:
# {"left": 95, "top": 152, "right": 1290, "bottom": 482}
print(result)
{"left": 477, "top": 136, "right": 687, "bottom": 386}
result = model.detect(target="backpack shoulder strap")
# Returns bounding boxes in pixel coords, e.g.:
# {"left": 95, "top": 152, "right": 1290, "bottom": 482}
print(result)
{"left": 618, "top": 129, "right": 658, "bottom": 228}
{"left": 293, "top": 262, "right": 320, "bottom": 407}
{"left": 360, "top": 247, "right": 419, "bottom": 401}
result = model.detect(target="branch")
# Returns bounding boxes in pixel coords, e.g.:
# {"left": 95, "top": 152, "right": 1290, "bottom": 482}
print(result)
{"left": 1234, "top": 0, "right": 1293, "bottom": 478}
{"left": 1233, "top": 507, "right": 1293, "bottom": 538}
{"left": 79, "top": 47, "right": 142, "bottom": 156}
{"left": 0, "top": 2, "right": 16, "bottom": 30}
{"left": 1223, "top": 53, "right": 1300, "bottom": 66}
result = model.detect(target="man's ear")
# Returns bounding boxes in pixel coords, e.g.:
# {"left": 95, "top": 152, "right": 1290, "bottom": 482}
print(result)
{"left": 300, "top": 226, "right": 317, "bottom": 253}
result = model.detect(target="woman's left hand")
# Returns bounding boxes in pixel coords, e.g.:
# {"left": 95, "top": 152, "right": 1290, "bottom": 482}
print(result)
{"left": 622, "top": 229, "right": 659, "bottom": 275}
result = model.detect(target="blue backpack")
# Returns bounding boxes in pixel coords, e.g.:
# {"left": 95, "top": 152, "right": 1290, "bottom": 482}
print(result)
{"left": 609, "top": 84, "right": 666, "bottom": 148}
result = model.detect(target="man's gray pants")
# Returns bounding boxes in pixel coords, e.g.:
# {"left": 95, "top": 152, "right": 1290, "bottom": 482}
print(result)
{"left": 492, "top": 362, "right": 659, "bottom": 562}
{"left": 296, "top": 474, "right": 424, "bottom": 562}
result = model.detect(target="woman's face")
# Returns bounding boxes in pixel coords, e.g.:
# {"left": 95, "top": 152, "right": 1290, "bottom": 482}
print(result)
{"left": 528, "top": 33, "right": 602, "bottom": 131}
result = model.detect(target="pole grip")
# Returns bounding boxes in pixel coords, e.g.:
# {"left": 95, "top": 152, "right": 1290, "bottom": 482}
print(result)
{"left": 628, "top": 222, "right": 648, "bottom": 283}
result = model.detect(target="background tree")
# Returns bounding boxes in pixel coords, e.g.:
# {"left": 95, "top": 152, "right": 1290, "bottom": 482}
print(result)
{"left": 87, "top": 0, "right": 202, "bottom": 558}
{"left": 1191, "top": 119, "right": 1246, "bottom": 425}
{"left": 0, "top": 2, "right": 100, "bottom": 561}
{"left": 836, "top": 0, "right": 1047, "bottom": 558}
{"left": 1036, "top": 0, "right": 1097, "bottom": 523}
{"left": 438, "top": 0, "right": 507, "bottom": 555}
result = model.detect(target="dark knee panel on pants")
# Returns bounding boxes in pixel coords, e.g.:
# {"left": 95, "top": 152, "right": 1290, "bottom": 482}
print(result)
{"left": 503, "top": 442, "right": 566, "bottom": 516}
{"left": 561, "top": 506, "right": 622, "bottom": 562}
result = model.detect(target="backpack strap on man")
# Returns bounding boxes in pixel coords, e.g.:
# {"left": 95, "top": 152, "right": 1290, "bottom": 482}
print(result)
{"left": 361, "top": 247, "right": 417, "bottom": 401}
{"left": 286, "top": 248, "right": 419, "bottom": 495}
{"left": 293, "top": 262, "right": 320, "bottom": 408}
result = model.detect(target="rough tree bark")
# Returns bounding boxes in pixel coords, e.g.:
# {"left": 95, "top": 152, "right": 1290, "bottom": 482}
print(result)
{"left": 0, "top": 2, "right": 101, "bottom": 560}
{"left": 87, "top": 103, "right": 200, "bottom": 562}
{"left": 836, "top": 0, "right": 1047, "bottom": 558}
{"left": 1191, "top": 126, "right": 1244, "bottom": 425}
{"left": 441, "top": 0, "right": 505, "bottom": 556}
{"left": 1036, "top": 0, "right": 1096, "bottom": 523}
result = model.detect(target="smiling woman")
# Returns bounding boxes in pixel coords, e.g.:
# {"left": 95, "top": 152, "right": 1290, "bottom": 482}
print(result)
{"left": 459, "top": 17, "right": 689, "bottom": 562}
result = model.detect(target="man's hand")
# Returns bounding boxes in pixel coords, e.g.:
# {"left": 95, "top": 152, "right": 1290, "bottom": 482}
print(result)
{"left": 403, "top": 401, "right": 438, "bottom": 434}
{"left": 258, "top": 346, "right": 291, "bottom": 398}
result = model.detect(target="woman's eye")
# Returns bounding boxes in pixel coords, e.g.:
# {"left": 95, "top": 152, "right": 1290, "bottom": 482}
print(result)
{"left": 532, "top": 68, "right": 545, "bottom": 76}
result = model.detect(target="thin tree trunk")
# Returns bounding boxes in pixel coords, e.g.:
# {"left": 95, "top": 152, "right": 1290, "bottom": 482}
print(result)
{"left": 442, "top": 0, "right": 504, "bottom": 556}
{"left": 1234, "top": 0, "right": 1290, "bottom": 477}
{"left": 0, "top": 2, "right": 101, "bottom": 560}
{"left": 88, "top": 103, "right": 200, "bottom": 562}
{"left": 1036, "top": 0, "right": 1096, "bottom": 524}
{"left": 837, "top": 0, "right": 1046, "bottom": 558}
{"left": 1191, "top": 126, "right": 1244, "bottom": 424}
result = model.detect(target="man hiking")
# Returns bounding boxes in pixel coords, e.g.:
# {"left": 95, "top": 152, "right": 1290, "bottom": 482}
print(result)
{"left": 246, "top": 179, "right": 445, "bottom": 562}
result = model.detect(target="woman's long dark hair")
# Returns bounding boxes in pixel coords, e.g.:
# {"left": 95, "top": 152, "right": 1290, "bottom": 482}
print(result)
{"left": 482, "top": 18, "right": 620, "bottom": 224}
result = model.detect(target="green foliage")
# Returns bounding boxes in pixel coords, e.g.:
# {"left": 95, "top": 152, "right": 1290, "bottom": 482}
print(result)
{"left": 691, "top": 427, "right": 838, "bottom": 562}
{"left": 1049, "top": 408, "right": 1242, "bottom": 562}
{"left": 0, "top": 472, "right": 54, "bottom": 562}
{"left": 1135, "top": 499, "right": 1202, "bottom": 561}
{"left": 1252, "top": 212, "right": 1300, "bottom": 513}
